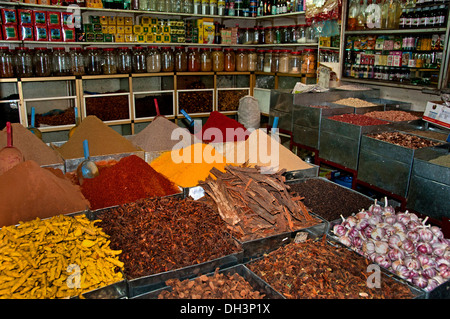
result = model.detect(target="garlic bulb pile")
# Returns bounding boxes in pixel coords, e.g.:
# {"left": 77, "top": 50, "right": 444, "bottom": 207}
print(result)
{"left": 333, "top": 199, "right": 450, "bottom": 292}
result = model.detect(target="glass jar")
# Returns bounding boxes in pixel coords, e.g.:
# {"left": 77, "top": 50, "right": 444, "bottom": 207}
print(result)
{"left": 274, "top": 26, "right": 281, "bottom": 44}
{"left": 157, "top": 0, "right": 167, "bottom": 11}
{"left": 132, "top": 46, "right": 147, "bottom": 73}
{"left": 264, "top": 26, "right": 274, "bottom": 44}
{"left": 52, "top": 47, "right": 71, "bottom": 76}
{"left": 224, "top": 48, "right": 236, "bottom": 71}
{"left": 147, "top": 46, "right": 161, "bottom": 73}
{"left": 161, "top": 46, "right": 174, "bottom": 72}
{"left": 85, "top": 47, "right": 102, "bottom": 75}
{"left": 69, "top": 47, "right": 85, "bottom": 76}
{"left": 0, "top": 47, "right": 14, "bottom": 78}
{"left": 102, "top": 48, "right": 117, "bottom": 75}
{"left": 33, "top": 47, "right": 52, "bottom": 77}
{"left": 212, "top": 48, "right": 224, "bottom": 71}
{"left": 175, "top": 46, "right": 188, "bottom": 72}
{"left": 242, "top": 27, "right": 254, "bottom": 45}
{"left": 235, "top": 48, "right": 248, "bottom": 71}
{"left": 253, "top": 27, "right": 260, "bottom": 44}
{"left": 289, "top": 51, "right": 302, "bottom": 74}
{"left": 263, "top": 50, "right": 272, "bottom": 73}
{"left": 290, "top": 25, "right": 297, "bottom": 43}
{"left": 278, "top": 49, "right": 290, "bottom": 73}
{"left": 247, "top": 48, "right": 257, "bottom": 71}
{"left": 306, "top": 24, "right": 317, "bottom": 43}
{"left": 200, "top": 48, "right": 212, "bottom": 72}
{"left": 117, "top": 47, "right": 132, "bottom": 74}
{"left": 14, "top": 47, "right": 33, "bottom": 77}
{"left": 271, "top": 49, "right": 280, "bottom": 73}
{"left": 296, "top": 24, "right": 306, "bottom": 43}
{"left": 256, "top": 49, "right": 265, "bottom": 72}
{"left": 188, "top": 47, "right": 201, "bottom": 72}
{"left": 258, "top": 26, "right": 265, "bottom": 44}
{"left": 302, "top": 49, "right": 316, "bottom": 74}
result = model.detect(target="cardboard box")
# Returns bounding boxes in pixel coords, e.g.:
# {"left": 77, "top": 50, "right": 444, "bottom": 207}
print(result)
{"left": 95, "top": 33, "right": 104, "bottom": 42}
{"left": 140, "top": 16, "right": 151, "bottom": 26}
{"left": 124, "top": 34, "right": 133, "bottom": 42}
{"left": 2, "top": 25, "right": 19, "bottom": 41}
{"left": 93, "top": 23, "right": 103, "bottom": 33}
{"left": 115, "top": 33, "right": 124, "bottom": 42}
{"left": 102, "top": 25, "right": 108, "bottom": 33}
{"left": 116, "top": 25, "right": 125, "bottom": 34}
{"left": 62, "top": 12, "right": 81, "bottom": 28}
{"left": 107, "top": 16, "right": 116, "bottom": 25}
{"left": 1, "top": 8, "right": 17, "bottom": 24}
{"left": 19, "top": 25, "right": 34, "bottom": 40}
{"left": 124, "top": 25, "right": 133, "bottom": 34}
{"left": 124, "top": 17, "right": 133, "bottom": 26}
{"left": 108, "top": 25, "right": 117, "bottom": 34}
{"left": 89, "top": 16, "right": 100, "bottom": 24}
{"left": 104, "top": 33, "right": 114, "bottom": 42}
{"left": 203, "top": 19, "right": 214, "bottom": 44}
{"left": 33, "top": 10, "right": 47, "bottom": 25}
{"left": 85, "top": 32, "right": 95, "bottom": 42}
{"left": 47, "top": 11, "right": 61, "bottom": 27}
{"left": 18, "top": 9, "right": 33, "bottom": 26}
{"left": 133, "top": 25, "right": 143, "bottom": 34}
{"left": 423, "top": 101, "right": 450, "bottom": 130}
{"left": 49, "top": 27, "right": 62, "bottom": 41}
{"left": 62, "top": 27, "right": 75, "bottom": 42}
{"left": 34, "top": 25, "right": 48, "bottom": 41}
{"left": 100, "top": 16, "right": 109, "bottom": 25}
{"left": 136, "top": 34, "right": 146, "bottom": 42}
{"left": 116, "top": 17, "right": 125, "bottom": 25}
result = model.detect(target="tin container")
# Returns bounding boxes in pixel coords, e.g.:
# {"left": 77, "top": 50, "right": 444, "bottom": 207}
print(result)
{"left": 358, "top": 129, "right": 443, "bottom": 198}
{"left": 318, "top": 117, "right": 391, "bottom": 171}
{"left": 283, "top": 163, "right": 320, "bottom": 181}
{"left": 407, "top": 144, "right": 450, "bottom": 221}
{"left": 132, "top": 264, "right": 285, "bottom": 299}
{"left": 79, "top": 279, "right": 128, "bottom": 299}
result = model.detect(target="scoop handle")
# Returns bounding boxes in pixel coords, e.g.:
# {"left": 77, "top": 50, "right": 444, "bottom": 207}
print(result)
{"left": 31, "top": 107, "right": 36, "bottom": 128}
{"left": 154, "top": 98, "right": 161, "bottom": 116}
{"left": 272, "top": 117, "right": 279, "bottom": 130}
{"left": 180, "top": 109, "right": 194, "bottom": 127}
{"left": 83, "top": 139, "right": 90, "bottom": 160}
{"left": 6, "top": 122, "right": 12, "bottom": 148}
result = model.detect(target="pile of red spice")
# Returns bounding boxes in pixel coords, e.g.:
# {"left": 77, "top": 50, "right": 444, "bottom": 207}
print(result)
{"left": 197, "top": 111, "right": 250, "bottom": 143}
{"left": 328, "top": 113, "right": 389, "bottom": 126}
{"left": 80, "top": 155, "right": 180, "bottom": 210}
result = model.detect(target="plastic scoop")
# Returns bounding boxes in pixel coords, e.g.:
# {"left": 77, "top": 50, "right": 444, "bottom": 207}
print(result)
{"left": 0, "top": 122, "right": 24, "bottom": 175}
{"left": 28, "top": 107, "right": 43, "bottom": 140}
{"left": 180, "top": 109, "right": 195, "bottom": 128}
{"left": 154, "top": 98, "right": 162, "bottom": 118}
{"left": 68, "top": 107, "right": 80, "bottom": 138}
{"left": 76, "top": 139, "right": 99, "bottom": 185}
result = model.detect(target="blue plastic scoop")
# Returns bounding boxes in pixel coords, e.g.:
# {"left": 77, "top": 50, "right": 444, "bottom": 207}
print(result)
{"left": 76, "top": 139, "right": 99, "bottom": 185}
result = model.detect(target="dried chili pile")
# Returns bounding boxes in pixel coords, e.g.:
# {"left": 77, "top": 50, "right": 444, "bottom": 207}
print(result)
{"left": 328, "top": 113, "right": 389, "bottom": 126}
{"left": 97, "top": 197, "right": 241, "bottom": 279}
{"left": 197, "top": 111, "right": 250, "bottom": 143}
{"left": 247, "top": 239, "right": 416, "bottom": 299}
{"left": 81, "top": 155, "right": 180, "bottom": 210}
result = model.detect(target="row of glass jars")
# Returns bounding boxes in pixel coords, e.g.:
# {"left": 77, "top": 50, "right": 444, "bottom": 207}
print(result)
{"left": 0, "top": 46, "right": 317, "bottom": 78}
{"left": 240, "top": 24, "right": 318, "bottom": 45}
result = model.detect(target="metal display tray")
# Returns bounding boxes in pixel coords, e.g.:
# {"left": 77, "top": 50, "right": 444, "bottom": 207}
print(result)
{"left": 364, "top": 98, "right": 413, "bottom": 111}
{"left": 63, "top": 151, "right": 146, "bottom": 173}
{"left": 319, "top": 117, "right": 392, "bottom": 171}
{"left": 357, "top": 129, "right": 443, "bottom": 198}
{"left": 326, "top": 101, "right": 385, "bottom": 115}
{"left": 283, "top": 163, "right": 320, "bottom": 181}
{"left": 407, "top": 144, "right": 450, "bottom": 220}
{"left": 393, "top": 121, "right": 450, "bottom": 142}
{"left": 238, "top": 211, "right": 328, "bottom": 263}
{"left": 132, "top": 264, "right": 285, "bottom": 299}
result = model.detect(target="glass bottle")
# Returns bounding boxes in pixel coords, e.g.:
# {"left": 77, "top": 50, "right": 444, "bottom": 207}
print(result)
{"left": 149, "top": 0, "right": 157, "bottom": 10}
{"left": 139, "top": 0, "right": 148, "bottom": 10}
{"left": 388, "top": 0, "right": 401, "bottom": 29}
{"left": 117, "top": 47, "right": 132, "bottom": 74}
{"left": 224, "top": 48, "right": 236, "bottom": 71}
{"left": 297, "top": 24, "right": 306, "bottom": 43}
{"left": 52, "top": 47, "right": 71, "bottom": 76}
{"left": 289, "top": 51, "right": 301, "bottom": 74}
{"left": 256, "top": 49, "right": 265, "bottom": 72}
{"left": 161, "top": 46, "right": 174, "bottom": 72}
{"left": 348, "top": 0, "right": 360, "bottom": 31}
{"left": 85, "top": 47, "right": 102, "bottom": 75}
{"left": 306, "top": 24, "right": 317, "bottom": 43}
{"left": 132, "top": 46, "right": 147, "bottom": 73}
{"left": 242, "top": 27, "right": 254, "bottom": 44}
{"left": 14, "top": 47, "right": 33, "bottom": 77}
{"left": 380, "top": 0, "right": 389, "bottom": 29}
{"left": 0, "top": 47, "right": 14, "bottom": 78}
{"left": 278, "top": 49, "right": 290, "bottom": 73}
{"left": 175, "top": 46, "right": 188, "bottom": 71}
{"left": 212, "top": 48, "right": 224, "bottom": 71}
{"left": 247, "top": 48, "right": 257, "bottom": 71}
{"left": 263, "top": 50, "right": 272, "bottom": 72}
{"left": 356, "top": 0, "right": 367, "bottom": 30}
{"left": 102, "top": 48, "right": 117, "bottom": 75}
{"left": 146, "top": 46, "right": 161, "bottom": 72}
{"left": 200, "top": 47, "right": 212, "bottom": 72}
{"left": 157, "top": 0, "right": 167, "bottom": 11}
{"left": 264, "top": 26, "right": 274, "bottom": 44}
{"left": 188, "top": 47, "right": 201, "bottom": 72}
{"left": 34, "top": 47, "right": 52, "bottom": 77}
{"left": 274, "top": 26, "right": 281, "bottom": 44}
{"left": 235, "top": 48, "right": 248, "bottom": 71}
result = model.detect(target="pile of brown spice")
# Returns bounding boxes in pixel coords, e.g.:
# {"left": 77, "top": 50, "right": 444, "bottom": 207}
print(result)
{"left": 158, "top": 269, "right": 265, "bottom": 299}
{"left": 97, "top": 197, "right": 241, "bottom": 279}
{"left": 364, "top": 110, "right": 420, "bottom": 122}
{"left": 55, "top": 115, "right": 139, "bottom": 159}
{"left": 248, "top": 239, "right": 416, "bottom": 299}
{"left": 368, "top": 131, "right": 441, "bottom": 149}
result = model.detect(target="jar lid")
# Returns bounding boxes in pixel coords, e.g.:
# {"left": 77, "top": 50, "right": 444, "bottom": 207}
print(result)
{"left": 274, "top": 26, "right": 280, "bottom": 29}
{"left": 118, "top": 47, "right": 130, "bottom": 50}
{"left": 224, "top": 48, "right": 234, "bottom": 51}
{"left": 247, "top": 48, "right": 256, "bottom": 52}
{"left": 237, "top": 48, "right": 246, "bottom": 52}
{"left": 200, "top": 47, "right": 210, "bottom": 50}
{"left": 266, "top": 50, "right": 273, "bottom": 53}
{"left": 304, "top": 48, "right": 316, "bottom": 52}
{"left": 15, "top": 47, "right": 29, "bottom": 50}
{"left": 265, "top": 26, "right": 273, "bottom": 29}
{"left": 53, "top": 47, "right": 65, "bottom": 50}
{"left": 104, "top": 48, "right": 115, "bottom": 51}
{"left": 257, "top": 49, "right": 265, "bottom": 53}
{"left": 161, "top": 46, "right": 171, "bottom": 49}
{"left": 0, "top": 46, "right": 9, "bottom": 50}
{"left": 212, "top": 47, "right": 222, "bottom": 51}
{"left": 281, "top": 49, "right": 291, "bottom": 53}
{"left": 86, "top": 47, "right": 98, "bottom": 50}
{"left": 175, "top": 46, "right": 184, "bottom": 50}
{"left": 291, "top": 51, "right": 302, "bottom": 55}
{"left": 35, "top": 47, "right": 48, "bottom": 50}
{"left": 70, "top": 47, "right": 83, "bottom": 50}
{"left": 132, "top": 46, "right": 144, "bottom": 49}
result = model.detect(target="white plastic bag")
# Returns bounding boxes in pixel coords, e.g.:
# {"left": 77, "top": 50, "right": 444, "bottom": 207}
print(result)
{"left": 238, "top": 95, "right": 260, "bottom": 129}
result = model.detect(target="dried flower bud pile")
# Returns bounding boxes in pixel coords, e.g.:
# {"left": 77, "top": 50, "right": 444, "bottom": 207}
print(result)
{"left": 0, "top": 215, "right": 123, "bottom": 299}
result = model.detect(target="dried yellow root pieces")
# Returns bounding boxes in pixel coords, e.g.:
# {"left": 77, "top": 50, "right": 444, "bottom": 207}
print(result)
{"left": 0, "top": 214, "right": 123, "bottom": 299}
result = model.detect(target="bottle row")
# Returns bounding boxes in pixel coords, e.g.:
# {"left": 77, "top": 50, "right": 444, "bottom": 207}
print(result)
{"left": 344, "top": 50, "right": 442, "bottom": 69}
{"left": 343, "top": 64, "right": 434, "bottom": 86}
{"left": 0, "top": 45, "right": 317, "bottom": 78}
{"left": 347, "top": 0, "right": 448, "bottom": 31}
{"left": 345, "top": 33, "right": 445, "bottom": 52}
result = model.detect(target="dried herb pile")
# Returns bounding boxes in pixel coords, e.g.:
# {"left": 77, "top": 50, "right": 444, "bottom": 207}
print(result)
{"left": 288, "top": 179, "right": 374, "bottom": 221}
{"left": 158, "top": 269, "right": 264, "bottom": 299}
{"left": 97, "top": 197, "right": 240, "bottom": 279}
{"left": 248, "top": 239, "right": 416, "bottom": 299}
{"left": 200, "top": 165, "right": 320, "bottom": 242}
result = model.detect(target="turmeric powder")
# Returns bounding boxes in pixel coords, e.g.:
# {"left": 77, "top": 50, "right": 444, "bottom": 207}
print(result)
{"left": 150, "top": 143, "right": 229, "bottom": 188}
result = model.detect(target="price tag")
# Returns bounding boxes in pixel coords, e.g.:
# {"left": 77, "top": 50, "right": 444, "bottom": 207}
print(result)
{"left": 189, "top": 186, "right": 205, "bottom": 200}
